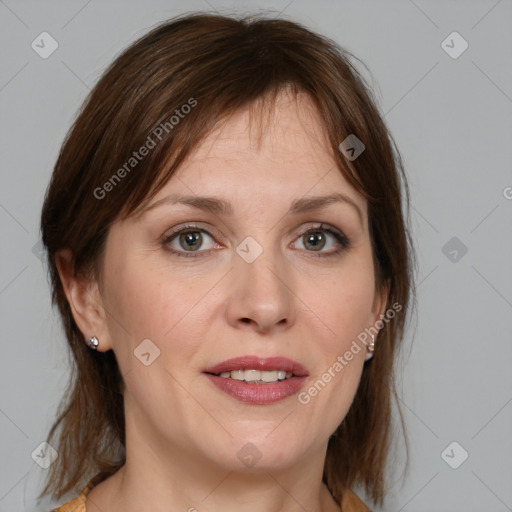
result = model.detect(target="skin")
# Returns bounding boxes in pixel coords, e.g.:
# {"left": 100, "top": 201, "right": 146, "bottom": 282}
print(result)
{"left": 57, "top": 89, "right": 388, "bottom": 512}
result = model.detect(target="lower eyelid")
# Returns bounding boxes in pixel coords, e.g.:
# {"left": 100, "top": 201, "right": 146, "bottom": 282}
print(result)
{"left": 162, "top": 225, "right": 350, "bottom": 257}
{"left": 294, "top": 231, "right": 350, "bottom": 257}
{"left": 162, "top": 228, "right": 216, "bottom": 256}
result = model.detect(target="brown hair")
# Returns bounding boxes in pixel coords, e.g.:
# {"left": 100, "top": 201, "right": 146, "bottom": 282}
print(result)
{"left": 39, "top": 11, "right": 415, "bottom": 507}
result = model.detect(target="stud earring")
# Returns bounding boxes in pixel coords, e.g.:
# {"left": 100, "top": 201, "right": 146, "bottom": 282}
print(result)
{"left": 86, "top": 336, "right": 99, "bottom": 350}
{"left": 365, "top": 333, "right": 375, "bottom": 361}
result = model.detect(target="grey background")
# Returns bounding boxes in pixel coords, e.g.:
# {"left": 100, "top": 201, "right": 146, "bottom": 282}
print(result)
{"left": 1, "top": 0, "right": 511, "bottom": 511}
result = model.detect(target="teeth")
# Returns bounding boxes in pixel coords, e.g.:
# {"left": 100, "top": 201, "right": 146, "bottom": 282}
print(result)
{"left": 230, "top": 370, "right": 244, "bottom": 380}
{"left": 244, "top": 369, "right": 261, "bottom": 382}
{"left": 261, "top": 370, "right": 279, "bottom": 382}
{"left": 217, "top": 370, "right": 293, "bottom": 383}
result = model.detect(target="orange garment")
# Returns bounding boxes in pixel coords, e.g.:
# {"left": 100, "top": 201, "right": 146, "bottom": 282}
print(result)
{"left": 51, "top": 474, "right": 371, "bottom": 512}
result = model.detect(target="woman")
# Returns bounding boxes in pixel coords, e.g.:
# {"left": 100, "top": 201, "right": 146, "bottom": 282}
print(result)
{"left": 38, "top": 12, "right": 414, "bottom": 512}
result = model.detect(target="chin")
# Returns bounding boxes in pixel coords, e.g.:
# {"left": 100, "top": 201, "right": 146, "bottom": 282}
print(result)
{"left": 203, "top": 429, "right": 314, "bottom": 473}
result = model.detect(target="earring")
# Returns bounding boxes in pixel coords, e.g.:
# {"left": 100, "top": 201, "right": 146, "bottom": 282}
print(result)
{"left": 365, "top": 333, "right": 375, "bottom": 361}
{"left": 86, "top": 336, "right": 99, "bottom": 350}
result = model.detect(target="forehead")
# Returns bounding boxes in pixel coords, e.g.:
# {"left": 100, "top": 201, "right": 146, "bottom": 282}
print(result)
{"left": 160, "top": 91, "right": 364, "bottom": 207}
{"left": 125, "top": 89, "right": 368, "bottom": 235}
{"left": 194, "top": 90, "right": 329, "bottom": 159}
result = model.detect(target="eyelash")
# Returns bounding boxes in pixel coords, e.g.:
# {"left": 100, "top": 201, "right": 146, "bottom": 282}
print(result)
{"left": 161, "top": 223, "right": 351, "bottom": 259}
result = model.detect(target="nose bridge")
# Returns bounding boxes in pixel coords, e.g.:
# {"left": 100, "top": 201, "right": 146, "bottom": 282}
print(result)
{"left": 238, "top": 232, "right": 289, "bottom": 296}
{"left": 228, "top": 230, "right": 295, "bottom": 330}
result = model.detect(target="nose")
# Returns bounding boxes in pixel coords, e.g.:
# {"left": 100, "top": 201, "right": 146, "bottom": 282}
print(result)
{"left": 225, "top": 244, "right": 296, "bottom": 335}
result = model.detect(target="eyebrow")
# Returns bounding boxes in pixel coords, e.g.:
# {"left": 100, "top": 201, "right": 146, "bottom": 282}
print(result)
{"left": 141, "top": 192, "right": 363, "bottom": 226}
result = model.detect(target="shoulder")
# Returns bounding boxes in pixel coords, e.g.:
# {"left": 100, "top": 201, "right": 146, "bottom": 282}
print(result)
{"left": 341, "top": 489, "right": 372, "bottom": 512}
{"left": 49, "top": 475, "right": 98, "bottom": 512}
{"left": 50, "top": 494, "right": 86, "bottom": 512}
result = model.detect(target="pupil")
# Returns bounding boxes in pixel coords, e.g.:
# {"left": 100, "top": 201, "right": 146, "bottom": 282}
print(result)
{"left": 181, "top": 231, "right": 201, "bottom": 250}
{"left": 306, "top": 232, "right": 324, "bottom": 251}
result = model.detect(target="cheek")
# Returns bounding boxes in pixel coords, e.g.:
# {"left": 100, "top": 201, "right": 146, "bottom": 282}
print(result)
{"left": 297, "top": 252, "right": 375, "bottom": 419}
{"left": 101, "top": 249, "right": 212, "bottom": 370}
{"left": 101, "top": 255, "right": 204, "bottom": 416}
{"left": 100, "top": 247, "right": 168, "bottom": 357}
{"left": 304, "top": 257, "right": 376, "bottom": 349}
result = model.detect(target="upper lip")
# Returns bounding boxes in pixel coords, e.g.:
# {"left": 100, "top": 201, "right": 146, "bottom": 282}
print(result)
{"left": 203, "top": 355, "right": 309, "bottom": 377}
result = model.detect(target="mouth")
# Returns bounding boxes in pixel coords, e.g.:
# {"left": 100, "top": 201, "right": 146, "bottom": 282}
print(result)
{"left": 211, "top": 369, "right": 294, "bottom": 384}
{"left": 203, "top": 356, "right": 308, "bottom": 404}
{"left": 204, "top": 355, "right": 308, "bottom": 379}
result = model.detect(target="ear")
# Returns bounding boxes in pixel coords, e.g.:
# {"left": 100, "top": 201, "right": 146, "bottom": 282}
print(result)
{"left": 55, "top": 249, "right": 112, "bottom": 352}
{"left": 370, "top": 278, "right": 390, "bottom": 330}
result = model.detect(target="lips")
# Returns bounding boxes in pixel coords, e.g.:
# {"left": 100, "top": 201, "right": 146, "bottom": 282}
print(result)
{"left": 203, "top": 355, "right": 309, "bottom": 405}
{"left": 203, "top": 356, "right": 309, "bottom": 377}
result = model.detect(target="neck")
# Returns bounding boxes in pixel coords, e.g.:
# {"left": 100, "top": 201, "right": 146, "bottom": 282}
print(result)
{"left": 115, "top": 462, "right": 338, "bottom": 512}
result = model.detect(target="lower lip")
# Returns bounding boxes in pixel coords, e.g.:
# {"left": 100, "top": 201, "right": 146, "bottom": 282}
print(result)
{"left": 204, "top": 374, "right": 308, "bottom": 404}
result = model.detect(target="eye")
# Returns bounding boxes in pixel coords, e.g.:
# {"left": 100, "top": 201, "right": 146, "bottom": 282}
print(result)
{"left": 161, "top": 223, "right": 351, "bottom": 259}
{"left": 162, "top": 224, "right": 217, "bottom": 258}
{"left": 292, "top": 224, "right": 351, "bottom": 257}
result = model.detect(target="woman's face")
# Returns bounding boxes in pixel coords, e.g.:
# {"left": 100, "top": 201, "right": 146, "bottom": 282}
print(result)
{"left": 90, "top": 91, "right": 388, "bottom": 474}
